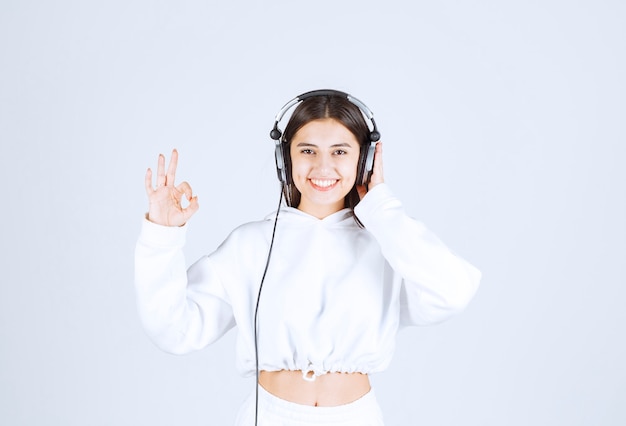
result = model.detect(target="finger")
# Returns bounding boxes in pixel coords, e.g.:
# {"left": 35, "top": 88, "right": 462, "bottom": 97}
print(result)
{"left": 145, "top": 168, "right": 154, "bottom": 194}
{"left": 184, "top": 196, "right": 200, "bottom": 219}
{"left": 156, "top": 153, "right": 166, "bottom": 187}
{"left": 166, "top": 149, "right": 179, "bottom": 187}
{"left": 176, "top": 181, "right": 193, "bottom": 201}
{"left": 177, "top": 196, "right": 200, "bottom": 224}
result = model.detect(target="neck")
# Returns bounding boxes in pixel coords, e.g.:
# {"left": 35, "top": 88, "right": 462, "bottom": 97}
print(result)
{"left": 296, "top": 201, "right": 344, "bottom": 219}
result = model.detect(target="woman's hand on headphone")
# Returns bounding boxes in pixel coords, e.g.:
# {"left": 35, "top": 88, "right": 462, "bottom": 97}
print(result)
{"left": 144, "top": 149, "right": 199, "bottom": 227}
{"left": 357, "top": 142, "right": 384, "bottom": 199}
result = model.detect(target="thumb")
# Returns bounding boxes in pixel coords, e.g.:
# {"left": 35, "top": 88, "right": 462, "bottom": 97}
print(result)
{"left": 356, "top": 184, "right": 367, "bottom": 200}
{"left": 180, "top": 196, "right": 200, "bottom": 223}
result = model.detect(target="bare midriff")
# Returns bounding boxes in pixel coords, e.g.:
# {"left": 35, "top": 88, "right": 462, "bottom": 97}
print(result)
{"left": 258, "top": 370, "right": 371, "bottom": 407}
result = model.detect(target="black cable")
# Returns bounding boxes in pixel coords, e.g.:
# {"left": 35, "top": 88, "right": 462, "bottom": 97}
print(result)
{"left": 253, "top": 189, "right": 284, "bottom": 426}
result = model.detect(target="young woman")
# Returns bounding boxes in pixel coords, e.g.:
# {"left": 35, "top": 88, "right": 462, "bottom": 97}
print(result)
{"left": 135, "top": 91, "right": 481, "bottom": 425}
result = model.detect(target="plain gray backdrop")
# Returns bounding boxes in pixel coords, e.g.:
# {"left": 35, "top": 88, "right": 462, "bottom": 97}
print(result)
{"left": 1, "top": 0, "right": 624, "bottom": 425}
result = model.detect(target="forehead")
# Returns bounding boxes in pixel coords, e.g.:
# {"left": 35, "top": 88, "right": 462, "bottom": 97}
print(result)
{"left": 292, "top": 118, "right": 359, "bottom": 146}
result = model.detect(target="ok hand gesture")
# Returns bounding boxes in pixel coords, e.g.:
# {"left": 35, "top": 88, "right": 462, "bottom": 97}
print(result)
{"left": 144, "top": 149, "right": 199, "bottom": 227}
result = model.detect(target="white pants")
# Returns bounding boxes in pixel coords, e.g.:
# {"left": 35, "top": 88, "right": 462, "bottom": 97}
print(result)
{"left": 235, "top": 385, "right": 385, "bottom": 425}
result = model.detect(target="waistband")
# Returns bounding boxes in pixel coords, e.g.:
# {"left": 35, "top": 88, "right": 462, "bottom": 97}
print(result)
{"left": 256, "top": 385, "right": 384, "bottom": 424}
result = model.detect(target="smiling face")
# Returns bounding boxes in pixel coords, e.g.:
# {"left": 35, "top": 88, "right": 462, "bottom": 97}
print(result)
{"left": 289, "top": 118, "right": 360, "bottom": 219}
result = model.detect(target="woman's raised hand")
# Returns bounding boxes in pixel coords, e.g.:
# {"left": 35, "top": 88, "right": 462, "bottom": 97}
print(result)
{"left": 144, "top": 149, "right": 199, "bottom": 227}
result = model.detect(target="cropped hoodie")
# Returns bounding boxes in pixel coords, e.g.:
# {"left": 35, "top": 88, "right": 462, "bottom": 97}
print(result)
{"left": 134, "top": 183, "right": 481, "bottom": 379}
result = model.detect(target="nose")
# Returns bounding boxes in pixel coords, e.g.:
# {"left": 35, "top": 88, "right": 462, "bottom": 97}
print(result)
{"left": 315, "top": 153, "right": 333, "bottom": 174}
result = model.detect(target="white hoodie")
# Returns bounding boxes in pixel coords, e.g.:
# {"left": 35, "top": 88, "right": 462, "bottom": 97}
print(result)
{"left": 135, "top": 184, "right": 481, "bottom": 378}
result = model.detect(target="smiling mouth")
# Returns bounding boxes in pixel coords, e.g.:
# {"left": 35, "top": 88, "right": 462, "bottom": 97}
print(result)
{"left": 310, "top": 178, "right": 338, "bottom": 189}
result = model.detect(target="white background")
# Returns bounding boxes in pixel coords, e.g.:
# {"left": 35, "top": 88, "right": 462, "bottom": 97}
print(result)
{"left": 1, "top": 1, "right": 624, "bottom": 425}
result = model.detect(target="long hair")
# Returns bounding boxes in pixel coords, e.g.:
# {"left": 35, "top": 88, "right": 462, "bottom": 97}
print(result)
{"left": 281, "top": 94, "right": 371, "bottom": 217}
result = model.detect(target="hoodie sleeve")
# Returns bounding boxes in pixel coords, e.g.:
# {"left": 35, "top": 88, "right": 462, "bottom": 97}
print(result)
{"left": 354, "top": 184, "right": 481, "bottom": 326}
{"left": 134, "top": 217, "right": 235, "bottom": 354}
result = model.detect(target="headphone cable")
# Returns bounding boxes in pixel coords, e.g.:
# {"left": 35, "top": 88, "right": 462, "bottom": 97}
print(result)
{"left": 253, "top": 188, "right": 284, "bottom": 426}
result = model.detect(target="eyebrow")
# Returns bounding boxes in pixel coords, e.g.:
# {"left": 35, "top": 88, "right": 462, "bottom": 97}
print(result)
{"left": 294, "top": 142, "right": 355, "bottom": 148}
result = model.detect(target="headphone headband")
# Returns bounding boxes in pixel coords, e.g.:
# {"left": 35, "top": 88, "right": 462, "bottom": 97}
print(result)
{"left": 270, "top": 89, "right": 380, "bottom": 142}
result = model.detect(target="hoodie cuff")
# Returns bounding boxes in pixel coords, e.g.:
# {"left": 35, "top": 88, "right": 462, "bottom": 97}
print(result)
{"left": 138, "top": 215, "right": 188, "bottom": 248}
{"left": 354, "top": 183, "right": 402, "bottom": 225}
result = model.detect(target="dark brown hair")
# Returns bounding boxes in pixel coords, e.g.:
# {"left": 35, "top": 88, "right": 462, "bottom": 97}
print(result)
{"left": 281, "top": 94, "right": 371, "bottom": 216}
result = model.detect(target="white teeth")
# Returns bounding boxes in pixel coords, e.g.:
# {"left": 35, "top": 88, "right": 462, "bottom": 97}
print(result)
{"left": 311, "top": 179, "right": 337, "bottom": 188}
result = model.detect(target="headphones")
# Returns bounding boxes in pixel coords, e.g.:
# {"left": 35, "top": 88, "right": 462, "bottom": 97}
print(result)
{"left": 269, "top": 89, "right": 381, "bottom": 187}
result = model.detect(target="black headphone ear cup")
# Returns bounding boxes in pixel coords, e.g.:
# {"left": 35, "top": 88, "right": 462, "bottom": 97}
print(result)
{"left": 274, "top": 142, "right": 291, "bottom": 184}
{"left": 274, "top": 143, "right": 285, "bottom": 183}
{"left": 357, "top": 143, "right": 376, "bottom": 186}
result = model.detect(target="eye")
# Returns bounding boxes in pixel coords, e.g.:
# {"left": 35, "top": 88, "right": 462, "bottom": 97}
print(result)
{"left": 300, "top": 148, "right": 315, "bottom": 155}
{"left": 333, "top": 149, "right": 348, "bottom": 155}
